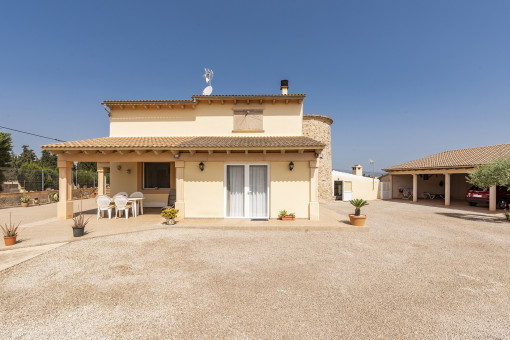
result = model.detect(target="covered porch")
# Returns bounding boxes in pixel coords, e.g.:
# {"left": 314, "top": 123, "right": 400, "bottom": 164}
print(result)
{"left": 42, "top": 136, "right": 325, "bottom": 220}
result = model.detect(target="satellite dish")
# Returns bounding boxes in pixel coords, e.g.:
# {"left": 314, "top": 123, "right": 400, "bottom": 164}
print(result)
{"left": 202, "top": 85, "right": 213, "bottom": 95}
{"left": 202, "top": 68, "right": 214, "bottom": 95}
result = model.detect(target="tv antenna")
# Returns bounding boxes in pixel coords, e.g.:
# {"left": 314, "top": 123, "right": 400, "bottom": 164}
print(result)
{"left": 202, "top": 68, "right": 213, "bottom": 95}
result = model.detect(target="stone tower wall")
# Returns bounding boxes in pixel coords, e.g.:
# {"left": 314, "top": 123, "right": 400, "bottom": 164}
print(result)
{"left": 302, "top": 114, "right": 333, "bottom": 202}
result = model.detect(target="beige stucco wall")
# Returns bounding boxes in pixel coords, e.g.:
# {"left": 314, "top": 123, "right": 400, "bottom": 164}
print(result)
{"left": 451, "top": 173, "right": 471, "bottom": 199}
{"left": 270, "top": 161, "right": 310, "bottom": 218}
{"left": 109, "top": 103, "right": 303, "bottom": 137}
{"left": 332, "top": 173, "right": 380, "bottom": 200}
{"left": 109, "top": 160, "right": 313, "bottom": 219}
{"left": 110, "top": 162, "right": 138, "bottom": 196}
{"left": 183, "top": 162, "right": 224, "bottom": 218}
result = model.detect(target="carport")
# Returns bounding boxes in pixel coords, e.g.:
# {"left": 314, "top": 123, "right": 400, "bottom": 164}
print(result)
{"left": 382, "top": 143, "right": 510, "bottom": 211}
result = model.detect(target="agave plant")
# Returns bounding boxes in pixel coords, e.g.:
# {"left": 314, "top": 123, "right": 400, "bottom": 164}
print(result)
{"left": 1, "top": 213, "right": 21, "bottom": 237}
{"left": 350, "top": 199, "right": 369, "bottom": 216}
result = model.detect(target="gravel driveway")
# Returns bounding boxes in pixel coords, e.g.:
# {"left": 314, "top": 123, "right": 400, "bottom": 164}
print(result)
{"left": 1, "top": 200, "right": 509, "bottom": 339}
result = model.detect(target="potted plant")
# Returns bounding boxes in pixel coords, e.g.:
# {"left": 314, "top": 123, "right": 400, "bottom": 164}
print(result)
{"left": 20, "top": 193, "right": 31, "bottom": 207}
{"left": 505, "top": 209, "right": 510, "bottom": 221}
{"left": 1, "top": 213, "right": 21, "bottom": 246}
{"left": 72, "top": 213, "right": 90, "bottom": 237}
{"left": 279, "top": 210, "right": 295, "bottom": 221}
{"left": 52, "top": 192, "right": 59, "bottom": 202}
{"left": 161, "top": 207, "right": 179, "bottom": 225}
{"left": 349, "top": 199, "right": 369, "bottom": 226}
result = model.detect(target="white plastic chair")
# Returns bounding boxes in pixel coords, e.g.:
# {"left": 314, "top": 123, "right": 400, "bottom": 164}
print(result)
{"left": 96, "top": 195, "right": 114, "bottom": 219}
{"left": 114, "top": 196, "right": 132, "bottom": 219}
{"left": 129, "top": 192, "right": 144, "bottom": 216}
{"left": 115, "top": 192, "right": 128, "bottom": 197}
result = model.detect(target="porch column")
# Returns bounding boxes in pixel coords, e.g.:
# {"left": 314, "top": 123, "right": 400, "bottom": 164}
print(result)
{"left": 444, "top": 173, "right": 451, "bottom": 206}
{"left": 57, "top": 160, "right": 74, "bottom": 219}
{"left": 489, "top": 185, "right": 496, "bottom": 211}
{"left": 174, "top": 161, "right": 185, "bottom": 218}
{"left": 309, "top": 160, "right": 320, "bottom": 221}
{"left": 412, "top": 174, "right": 418, "bottom": 202}
{"left": 97, "top": 162, "right": 109, "bottom": 196}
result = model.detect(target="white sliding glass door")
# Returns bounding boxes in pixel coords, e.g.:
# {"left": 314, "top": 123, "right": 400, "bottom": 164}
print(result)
{"left": 225, "top": 164, "right": 269, "bottom": 218}
{"left": 249, "top": 165, "right": 268, "bottom": 218}
{"left": 226, "top": 165, "right": 245, "bottom": 217}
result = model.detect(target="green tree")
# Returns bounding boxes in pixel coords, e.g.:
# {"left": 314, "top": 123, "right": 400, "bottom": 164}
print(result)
{"left": 39, "top": 150, "right": 58, "bottom": 169}
{"left": 77, "top": 162, "right": 97, "bottom": 172}
{"left": 11, "top": 145, "right": 38, "bottom": 168}
{"left": 466, "top": 158, "right": 510, "bottom": 190}
{"left": 0, "top": 132, "right": 13, "bottom": 191}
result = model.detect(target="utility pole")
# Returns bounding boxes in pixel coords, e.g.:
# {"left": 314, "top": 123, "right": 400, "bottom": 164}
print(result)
{"left": 370, "top": 160, "right": 375, "bottom": 190}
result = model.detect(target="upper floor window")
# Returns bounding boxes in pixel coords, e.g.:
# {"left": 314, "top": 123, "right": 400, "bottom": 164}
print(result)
{"left": 233, "top": 110, "right": 263, "bottom": 132}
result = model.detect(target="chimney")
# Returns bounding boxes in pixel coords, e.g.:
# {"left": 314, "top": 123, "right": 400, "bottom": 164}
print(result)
{"left": 352, "top": 164, "right": 363, "bottom": 176}
{"left": 280, "top": 79, "right": 289, "bottom": 95}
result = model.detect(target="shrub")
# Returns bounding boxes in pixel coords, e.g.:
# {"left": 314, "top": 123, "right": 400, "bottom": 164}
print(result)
{"left": 349, "top": 199, "right": 369, "bottom": 216}
{"left": 161, "top": 208, "right": 179, "bottom": 220}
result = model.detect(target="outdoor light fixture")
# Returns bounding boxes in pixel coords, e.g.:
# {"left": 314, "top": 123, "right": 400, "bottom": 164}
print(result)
{"left": 126, "top": 169, "right": 131, "bottom": 174}
{"left": 199, "top": 162, "right": 205, "bottom": 171}
{"left": 116, "top": 165, "right": 122, "bottom": 171}
{"left": 174, "top": 153, "right": 180, "bottom": 159}
{"left": 289, "top": 161, "right": 294, "bottom": 171}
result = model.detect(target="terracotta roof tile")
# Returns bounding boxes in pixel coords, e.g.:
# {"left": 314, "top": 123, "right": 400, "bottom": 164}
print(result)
{"left": 42, "top": 136, "right": 324, "bottom": 151}
{"left": 383, "top": 143, "right": 510, "bottom": 171}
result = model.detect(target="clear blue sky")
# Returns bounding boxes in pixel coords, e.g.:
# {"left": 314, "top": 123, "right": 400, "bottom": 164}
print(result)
{"left": 1, "top": 0, "right": 509, "bottom": 172}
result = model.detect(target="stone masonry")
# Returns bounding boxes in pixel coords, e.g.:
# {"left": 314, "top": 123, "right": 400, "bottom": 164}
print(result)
{"left": 302, "top": 114, "right": 334, "bottom": 202}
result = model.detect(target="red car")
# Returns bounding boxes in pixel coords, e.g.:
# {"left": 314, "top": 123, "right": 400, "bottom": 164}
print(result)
{"left": 466, "top": 186, "right": 510, "bottom": 209}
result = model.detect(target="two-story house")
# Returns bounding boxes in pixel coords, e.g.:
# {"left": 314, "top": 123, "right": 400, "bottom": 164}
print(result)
{"left": 42, "top": 81, "right": 333, "bottom": 220}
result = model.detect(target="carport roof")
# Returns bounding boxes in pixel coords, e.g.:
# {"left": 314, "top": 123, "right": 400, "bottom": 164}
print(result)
{"left": 383, "top": 143, "right": 510, "bottom": 172}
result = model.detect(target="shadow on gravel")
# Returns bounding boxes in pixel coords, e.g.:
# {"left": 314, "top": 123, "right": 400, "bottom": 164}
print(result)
{"left": 436, "top": 212, "right": 507, "bottom": 224}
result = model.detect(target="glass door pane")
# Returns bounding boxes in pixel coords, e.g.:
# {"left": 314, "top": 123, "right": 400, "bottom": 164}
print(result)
{"left": 249, "top": 165, "right": 268, "bottom": 218}
{"left": 227, "top": 165, "right": 245, "bottom": 217}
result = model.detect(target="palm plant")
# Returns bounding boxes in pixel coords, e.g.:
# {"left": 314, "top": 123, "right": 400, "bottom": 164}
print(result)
{"left": 1, "top": 213, "right": 21, "bottom": 237}
{"left": 350, "top": 199, "right": 369, "bottom": 216}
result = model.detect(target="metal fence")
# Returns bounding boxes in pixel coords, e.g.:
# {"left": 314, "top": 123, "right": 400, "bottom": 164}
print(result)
{"left": 0, "top": 167, "right": 110, "bottom": 193}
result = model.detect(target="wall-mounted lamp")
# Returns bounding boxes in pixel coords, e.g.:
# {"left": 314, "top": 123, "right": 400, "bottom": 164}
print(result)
{"left": 126, "top": 169, "right": 131, "bottom": 174}
{"left": 199, "top": 162, "right": 205, "bottom": 171}
{"left": 174, "top": 153, "right": 180, "bottom": 159}
{"left": 289, "top": 161, "right": 294, "bottom": 171}
{"left": 116, "top": 165, "right": 122, "bottom": 171}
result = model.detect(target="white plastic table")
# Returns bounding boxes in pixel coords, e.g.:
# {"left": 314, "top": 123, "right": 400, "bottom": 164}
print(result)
{"left": 128, "top": 197, "right": 145, "bottom": 217}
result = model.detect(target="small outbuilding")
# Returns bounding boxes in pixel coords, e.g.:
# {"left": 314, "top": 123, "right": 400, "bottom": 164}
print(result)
{"left": 332, "top": 165, "right": 380, "bottom": 201}
{"left": 381, "top": 143, "right": 510, "bottom": 211}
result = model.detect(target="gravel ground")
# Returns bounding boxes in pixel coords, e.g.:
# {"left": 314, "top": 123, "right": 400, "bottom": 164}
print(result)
{"left": 1, "top": 200, "right": 509, "bottom": 339}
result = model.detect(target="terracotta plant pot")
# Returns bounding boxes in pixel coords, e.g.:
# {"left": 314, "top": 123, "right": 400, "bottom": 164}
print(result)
{"left": 73, "top": 228, "right": 85, "bottom": 237}
{"left": 281, "top": 216, "right": 295, "bottom": 221}
{"left": 349, "top": 214, "right": 367, "bottom": 226}
{"left": 21, "top": 202, "right": 29, "bottom": 207}
{"left": 4, "top": 236, "right": 17, "bottom": 246}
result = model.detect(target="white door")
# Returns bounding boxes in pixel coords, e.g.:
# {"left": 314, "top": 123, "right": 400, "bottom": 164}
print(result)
{"left": 226, "top": 164, "right": 269, "bottom": 218}
{"left": 249, "top": 165, "right": 268, "bottom": 218}
{"left": 342, "top": 181, "right": 353, "bottom": 201}
{"left": 381, "top": 182, "right": 392, "bottom": 200}
{"left": 226, "top": 165, "right": 245, "bottom": 217}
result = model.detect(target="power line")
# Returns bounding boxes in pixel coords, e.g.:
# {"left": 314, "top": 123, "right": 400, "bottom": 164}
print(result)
{"left": 0, "top": 125, "right": 65, "bottom": 142}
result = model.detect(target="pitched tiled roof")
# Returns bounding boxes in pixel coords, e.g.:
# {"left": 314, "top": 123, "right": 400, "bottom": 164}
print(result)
{"left": 101, "top": 94, "right": 306, "bottom": 105}
{"left": 42, "top": 136, "right": 325, "bottom": 151}
{"left": 383, "top": 143, "right": 510, "bottom": 171}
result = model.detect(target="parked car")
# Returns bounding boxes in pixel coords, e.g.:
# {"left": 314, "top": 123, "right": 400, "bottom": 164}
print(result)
{"left": 466, "top": 186, "right": 510, "bottom": 209}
